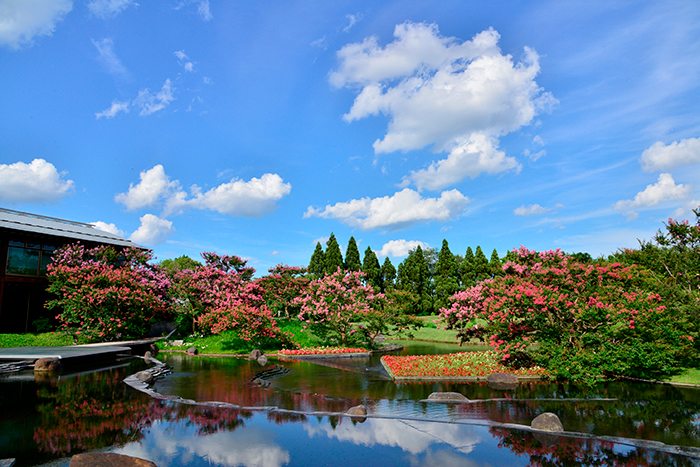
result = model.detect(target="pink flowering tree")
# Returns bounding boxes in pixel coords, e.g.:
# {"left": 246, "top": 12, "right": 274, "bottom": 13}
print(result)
{"left": 294, "top": 268, "right": 389, "bottom": 346}
{"left": 255, "top": 264, "right": 309, "bottom": 318}
{"left": 45, "top": 243, "right": 174, "bottom": 341}
{"left": 174, "top": 252, "right": 289, "bottom": 344}
{"left": 441, "top": 246, "right": 697, "bottom": 383}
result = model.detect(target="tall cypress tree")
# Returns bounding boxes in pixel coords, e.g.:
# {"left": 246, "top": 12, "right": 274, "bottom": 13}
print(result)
{"left": 489, "top": 248, "right": 503, "bottom": 277}
{"left": 398, "top": 246, "right": 432, "bottom": 314}
{"left": 474, "top": 246, "right": 490, "bottom": 282}
{"left": 361, "top": 246, "right": 381, "bottom": 290}
{"left": 461, "top": 246, "right": 475, "bottom": 286}
{"left": 345, "top": 236, "right": 362, "bottom": 272}
{"left": 434, "top": 239, "right": 460, "bottom": 310}
{"left": 324, "top": 233, "right": 344, "bottom": 275}
{"left": 381, "top": 257, "right": 396, "bottom": 290}
{"left": 308, "top": 242, "right": 325, "bottom": 278}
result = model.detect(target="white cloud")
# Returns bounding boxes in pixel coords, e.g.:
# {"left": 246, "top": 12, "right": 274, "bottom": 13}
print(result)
{"left": 92, "top": 38, "right": 128, "bottom": 77}
{"left": 342, "top": 13, "right": 360, "bottom": 33}
{"left": 310, "top": 36, "right": 328, "bottom": 50}
{"left": 377, "top": 239, "right": 429, "bottom": 258}
{"left": 639, "top": 137, "right": 700, "bottom": 172}
{"left": 90, "top": 221, "right": 125, "bottom": 237}
{"left": 168, "top": 174, "right": 292, "bottom": 217}
{"left": 129, "top": 214, "right": 174, "bottom": 246}
{"left": 174, "top": 50, "right": 195, "bottom": 72}
{"left": 312, "top": 236, "right": 329, "bottom": 246}
{"left": 304, "top": 188, "right": 470, "bottom": 231}
{"left": 87, "top": 0, "right": 136, "bottom": 19}
{"left": 514, "top": 204, "right": 550, "bottom": 216}
{"left": 115, "top": 165, "right": 178, "bottom": 210}
{"left": 0, "top": 158, "right": 74, "bottom": 204}
{"left": 175, "top": 0, "right": 211, "bottom": 21}
{"left": 533, "top": 135, "right": 545, "bottom": 146}
{"left": 133, "top": 79, "right": 175, "bottom": 116}
{"left": 406, "top": 134, "right": 520, "bottom": 191}
{"left": 614, "top": 173, "right": 691, "bottom": 220}
{"left": 331, "top": 22, "right": 555, "bottom": 188}
{"left": 95, "top": 99, "right": 129, "bottom": 119}
{"left": 0, "top": 0, "right": 73, "bottom": 49}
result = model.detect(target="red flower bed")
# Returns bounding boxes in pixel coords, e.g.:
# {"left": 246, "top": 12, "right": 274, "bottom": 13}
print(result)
{"left": 382, "top": 351, "right": 549, "bottom": 378}
{"left": 279, "top": 346, "right": 367, "bottom": 355}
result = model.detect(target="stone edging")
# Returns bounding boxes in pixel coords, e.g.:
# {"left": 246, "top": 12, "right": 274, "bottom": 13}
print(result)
{"left": 123, "top": 358, "right": 700, "bottom": 461}
{"left": 380, "top": 356, "right": 547, "bottom": 382}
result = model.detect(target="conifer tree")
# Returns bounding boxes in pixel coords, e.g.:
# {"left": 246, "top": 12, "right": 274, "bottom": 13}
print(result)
{"left": 381, "top": 257, "right": 396, "bottom": 290}
{"left": 397, "top": 246, "right": 433, "bottom": 314}
{"left": 474, "top": 246, "right": 490, "bottom": 282}
{"left": 461, "top": 246, "right": 475, "bottom": 286}
{"left": 361, "top": 246, "right": 381, "bottom": 290}
{"left": 489, "top": 248, "right": 503, "bottom": 277}
{"left": 434, "top": 239, "right": 460, "bottom": 311}
{"left": 324, "top": 233, "right": 344, "bottom": 274}
{"left": 345, "top": 236, "right": 362, "bottom": 272}
{"left": 308, "top": 242, "right": 325, "bottom": 278}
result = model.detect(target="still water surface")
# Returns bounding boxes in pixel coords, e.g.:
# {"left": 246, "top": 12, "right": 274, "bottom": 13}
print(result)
{"left": 1, "top": 341, "right": 700, "bottom": 466}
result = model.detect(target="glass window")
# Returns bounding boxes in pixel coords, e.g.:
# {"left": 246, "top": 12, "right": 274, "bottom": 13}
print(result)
{"left": 6, "top": 246, "right": 41, "bottom": 275}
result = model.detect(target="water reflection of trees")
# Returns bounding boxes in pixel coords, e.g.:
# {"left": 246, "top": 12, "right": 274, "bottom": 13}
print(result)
{"left": 490, "top": 428, "right": 695, "bottom": 467}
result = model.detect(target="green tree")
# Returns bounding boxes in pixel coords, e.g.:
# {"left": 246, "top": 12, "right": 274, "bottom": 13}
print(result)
{"left": 308, "top": 242, "right": 325, "bottom": 278}
{"left": 461, "top": 246, "right": 475, "bottom": 286}
{"left": 381, "top": 257, "right": 397, "bottom": 290}
{"left": 345, "top": 236, "right": 362, "bottom": 272}
{"left": 324, "top": 233, "right": 344, "bottom": 274}
{"left": 159, "top": 255, "right": 201, "bottom": 276}
{"left": 474, "top": 246, "right": 490, "bottom": 282}
{"left": 434, "top": 239, "right": 460, "bottom": 311}
{"left": 397, "top": 246, "right": 433, "bottom": 314}
{"left": 489, "top": 248, "right": 503, "bottom": 277}
{"left": 361, "top": 246, "right": 381, "bottom": 290}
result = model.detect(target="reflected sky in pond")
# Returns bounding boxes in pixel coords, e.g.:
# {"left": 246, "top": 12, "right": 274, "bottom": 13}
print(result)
{"left": 1, "top": 352, "right": 700, "bottom": 467}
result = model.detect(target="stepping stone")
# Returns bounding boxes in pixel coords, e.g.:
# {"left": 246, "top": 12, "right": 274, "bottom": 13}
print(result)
{"left": 426, "top": 392, "right": 469, "bottom": 403}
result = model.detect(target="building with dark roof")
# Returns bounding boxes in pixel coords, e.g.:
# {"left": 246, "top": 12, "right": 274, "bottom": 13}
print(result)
{"left": 0, "top": 208, "right": 142, "bottom": 333}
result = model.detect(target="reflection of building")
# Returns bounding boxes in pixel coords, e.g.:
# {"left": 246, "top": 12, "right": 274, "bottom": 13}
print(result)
{"left": 0, "top": 208, "right": 141, "bottom": 333}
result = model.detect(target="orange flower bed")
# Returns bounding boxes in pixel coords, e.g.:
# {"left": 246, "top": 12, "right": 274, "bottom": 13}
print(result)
{"left": 279, "top": 346, "right": 368, "bottom": 355}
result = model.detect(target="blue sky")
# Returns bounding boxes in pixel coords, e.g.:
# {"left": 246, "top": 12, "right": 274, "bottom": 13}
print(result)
{"left": 1, "top": 0, "right": 700, "bottom": 273}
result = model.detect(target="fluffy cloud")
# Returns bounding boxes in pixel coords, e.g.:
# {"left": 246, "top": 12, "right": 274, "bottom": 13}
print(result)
{"left": 331, "top": 22, "right": 555, "bottom": 188}
{"left": 90, "top": 221, "right": 125, "bottom": 237}
{"left": 377, "top": 239, "right": 429, "bottom": 258}
{"left": 406, "top": 134, "right": 520, "bottom": 191}
{"left": 169, "top": 173, "right": 292, "bottom": 217}
{"left": 514, "top": 203, "right": 562, "bottom": 216}
{"left": 614, "top": 173, "right": 691, "bottom": 220}
{"left": 115, "top": 165, "right": 178, "bottom": 210}
{"left": 95, "top": 99, "right": 129, "bottom": 119}
{"left": 133, "top": 79, "right": 175, "bottom": 116}
{"left": 639, "top": 137, "right": 700, "bottom": 172}
{"left": 0, "top": 0, "right": 73, "bottom": 49}
{"left": 92, "top": 38, "right": 128, "bottom": 77}
{"left": 129, "top": 214, "right": 174, "bottom": 246}
{"left": 87, "top": 0, "right": 136, "bottom": 19}
{"left": 117, "top": 165, "right": 292, "bottom": 218}
{"left": 0, "top": 158, "right": 74, "bottom": 204}
{"left": 304, "top": 188, "right": 470, "bottom": 231}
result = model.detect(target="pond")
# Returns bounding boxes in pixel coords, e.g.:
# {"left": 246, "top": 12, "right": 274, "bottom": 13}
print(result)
{"left": 1, "top": 342, "right": 700, "bottom": 466}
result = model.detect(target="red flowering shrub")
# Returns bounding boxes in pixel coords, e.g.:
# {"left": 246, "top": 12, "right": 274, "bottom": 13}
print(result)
{"left": 441, "top": 246, "right": 696, "bottom": 383}
{"left": 46, "top": 243, "right": 173, "bottom": 341}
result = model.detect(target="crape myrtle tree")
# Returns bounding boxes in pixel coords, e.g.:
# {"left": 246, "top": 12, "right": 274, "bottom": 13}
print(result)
{"left": 434, "top": 239, "right": 460, "bottom": 311}
{"left": 308, "top": 242, "right": 325, "bottom": 278}
{"left": 361, "top": 246, "right": 382, "bottom": 291}
{"left": 45, "top": 243, "right": 174, "bottom": 341}
{"left": 345, "top": 236, "right": 362, "bottom": 272}
{"left": 441, "top": 246, "right": 698, "bottom": 384}
{"left": 256, "top": 264, "right": 309, "bottom": 319}
{"left": 324, "top": 233, "right": 344, "bottom": 275}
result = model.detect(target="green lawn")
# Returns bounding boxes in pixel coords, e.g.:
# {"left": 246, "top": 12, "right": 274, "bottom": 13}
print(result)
{"left": 664, "top": 368, "right": 700, "bottom": 385}
{"left": 405, "top": 315, "right": 459, "bottom": 343}
{"left": 0, "top": 332, "right": 74, "bottom": 348}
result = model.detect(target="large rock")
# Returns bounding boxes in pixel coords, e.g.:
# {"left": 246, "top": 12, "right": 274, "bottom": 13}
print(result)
{"left": 249, "top": 349, "right": 263, "bottom": 360}
{"left": 34, "top": 358, "right": 63, "bottom": 372}
{"left": 426, "top": 392, "right": 469, "bottom": 403}
{"left": 134, "top": 371, "right": 155, "bottom": 385}
{"left": 186, "top": 347, "right": 198, "bottom": 355}
{"left": 257, "top": 355, "right": 268, "bottom": 366}
{"left": 346, "top": 404, "right": 367, "bottom": 422}
{"left": 487, "top": 373, "right": 519, "bottom": 391}
{"left": 70, "top": 453, "right": 157, "bottom": 467}
{"left": 531, "top": 412, "right": 564, "bottom": 432}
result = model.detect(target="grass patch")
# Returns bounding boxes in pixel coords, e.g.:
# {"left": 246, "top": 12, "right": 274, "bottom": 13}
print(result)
{"left": 382, "top": 351, "right": 549, "bottom": 378}
{"left": 0, "top": 332, "right": 74, "bottom": 348}
{"left": 406, "top": 315, "right": 459, "bottom": 343}
{"left": 664, "top": 368, "right": 700, "bottom": 385}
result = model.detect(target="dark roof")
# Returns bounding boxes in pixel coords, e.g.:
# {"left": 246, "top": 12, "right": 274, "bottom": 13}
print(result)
{"left": 0, "top": 208, "right": 142, "bottom": 249}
